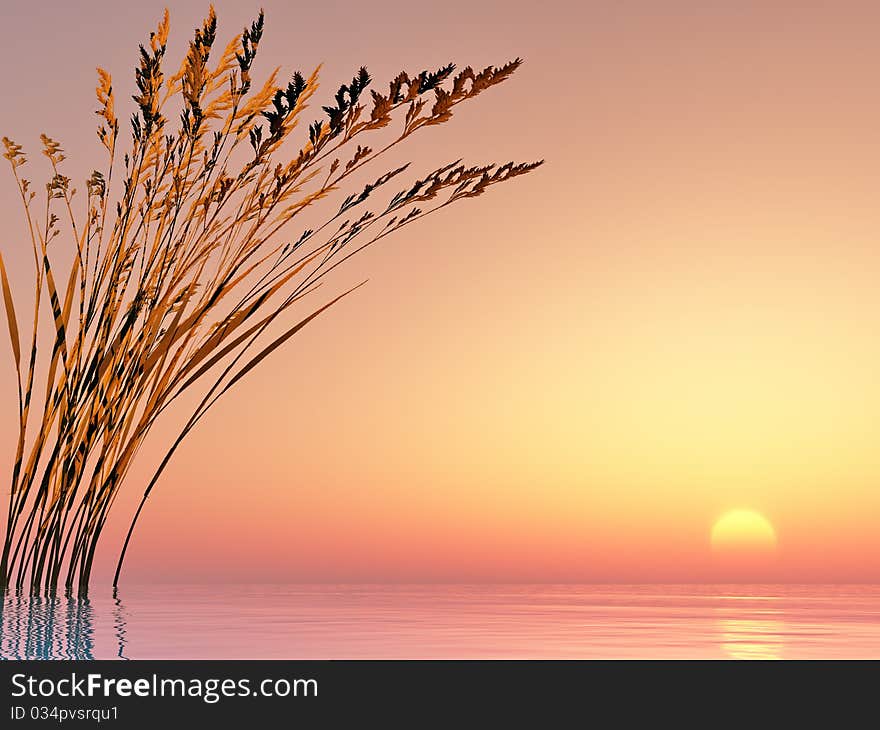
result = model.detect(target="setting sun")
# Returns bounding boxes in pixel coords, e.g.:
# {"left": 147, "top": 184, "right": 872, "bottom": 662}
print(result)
{"left": 711, "top": 510, "right": 778, "bottom": 553}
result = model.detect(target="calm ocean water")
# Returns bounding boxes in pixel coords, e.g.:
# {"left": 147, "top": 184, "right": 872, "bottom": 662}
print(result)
{"left": 2, "top": 584, "right": 879, "bottom": 660}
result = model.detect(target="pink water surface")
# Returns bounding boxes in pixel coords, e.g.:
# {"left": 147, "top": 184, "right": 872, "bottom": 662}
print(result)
{"left": 3, "top": 584, "right": 879, "bottom": 659}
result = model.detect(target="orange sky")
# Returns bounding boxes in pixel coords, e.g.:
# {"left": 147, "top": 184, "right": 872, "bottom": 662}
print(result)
{"left": 2, "top": 1, "right": 880, "bottom": 583}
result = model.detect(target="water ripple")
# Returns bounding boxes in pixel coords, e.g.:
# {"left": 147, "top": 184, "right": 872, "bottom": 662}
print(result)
{"left": 2, "top": 584, "right": 880, "bottom": 659}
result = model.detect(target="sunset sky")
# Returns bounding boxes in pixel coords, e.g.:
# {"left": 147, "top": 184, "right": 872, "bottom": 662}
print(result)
{"left": 2, "top": 0, "right": 880, "bottom": 583}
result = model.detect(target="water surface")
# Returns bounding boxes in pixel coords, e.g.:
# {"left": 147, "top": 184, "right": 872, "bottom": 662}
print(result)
{"left": 2, "top": 584, "right": 879, "bottom": 659}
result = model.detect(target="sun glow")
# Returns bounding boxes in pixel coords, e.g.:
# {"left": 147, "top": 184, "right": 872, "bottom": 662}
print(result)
{"left": 711, "top": 510, "right": 778, "bottom": 553}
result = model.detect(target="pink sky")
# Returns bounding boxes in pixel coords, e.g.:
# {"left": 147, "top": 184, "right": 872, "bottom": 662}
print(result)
{"left": 2, "top": 1, "right": 880, "bottom": 583}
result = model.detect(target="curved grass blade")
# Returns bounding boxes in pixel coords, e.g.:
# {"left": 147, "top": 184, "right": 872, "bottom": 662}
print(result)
{"left": 0, "top": 251, "right": 21, "bottom": 368}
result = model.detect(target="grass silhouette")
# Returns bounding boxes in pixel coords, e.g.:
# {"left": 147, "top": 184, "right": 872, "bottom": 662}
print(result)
{"left": 0, "top": 7, "right": 541, "bottom": 595}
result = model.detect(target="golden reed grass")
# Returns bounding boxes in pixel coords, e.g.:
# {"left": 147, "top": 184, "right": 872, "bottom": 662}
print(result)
{"left": 0, "top": 7, "right": 541, "bottom": 595}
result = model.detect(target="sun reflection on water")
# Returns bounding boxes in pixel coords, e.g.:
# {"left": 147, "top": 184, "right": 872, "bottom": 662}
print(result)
{"left": 718, "top": 617, "right": 785, "bottom": 659}
{"left": 714, "top": 593, "right": 785, "bottom": 660}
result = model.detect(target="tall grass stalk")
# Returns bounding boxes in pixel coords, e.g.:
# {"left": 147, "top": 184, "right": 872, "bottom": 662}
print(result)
{"left": 0, "top": 7, "right": 541, "bottom": 595}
